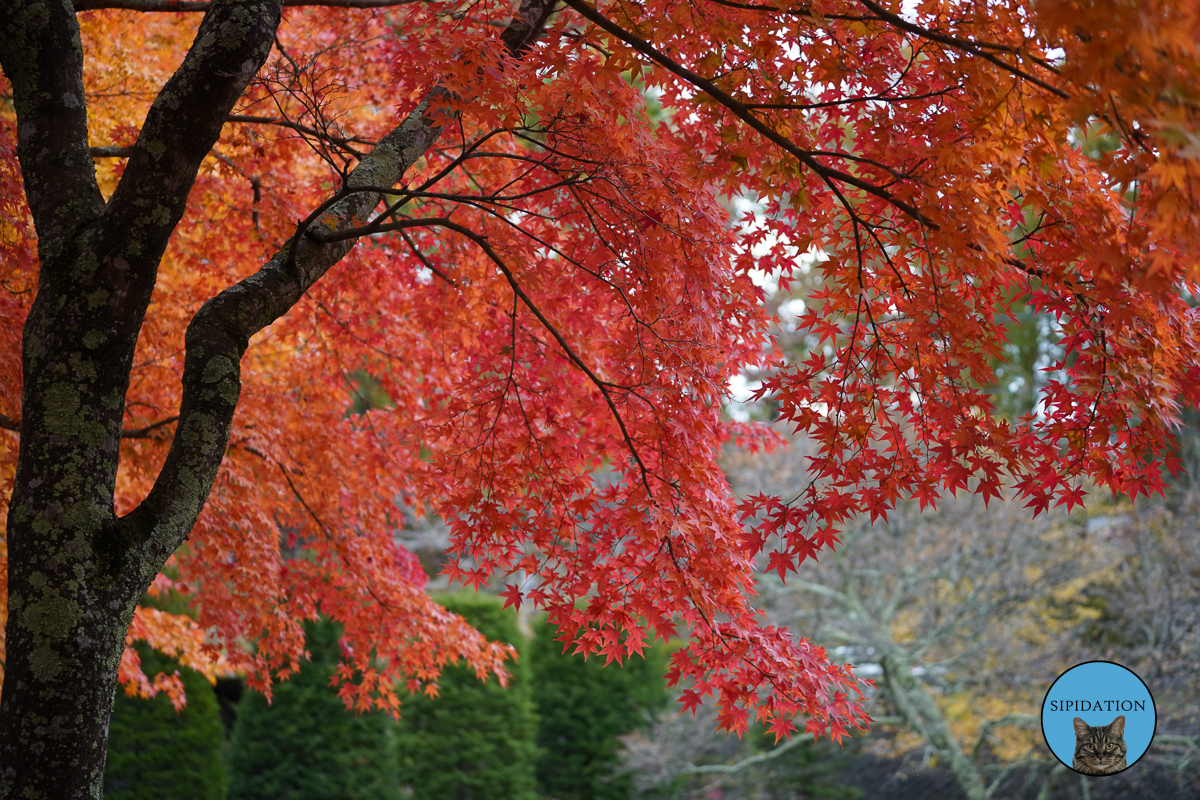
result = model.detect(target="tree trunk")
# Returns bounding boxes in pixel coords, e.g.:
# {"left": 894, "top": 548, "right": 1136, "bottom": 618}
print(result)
{"left": 881, "top": 651, "right": 988, "bottom": 800}
{"left": 0, "top": 1, "right": 283, "bottom": 795}
{"left": 0, "top": 190, "right": 244, "bottom": 798}
{"left": 0, "top": 224, "right": 192, "bottom": 796}
{"left": 0, "top": 0, "right": 556, "bottom": 795}
{"left": 0, "top": 527, "right": 150, "bottom": 799}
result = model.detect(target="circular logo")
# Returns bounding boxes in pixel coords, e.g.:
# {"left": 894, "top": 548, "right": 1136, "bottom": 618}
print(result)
{"left": 1040, "top": 661, "right": 1156, "bottom": 775}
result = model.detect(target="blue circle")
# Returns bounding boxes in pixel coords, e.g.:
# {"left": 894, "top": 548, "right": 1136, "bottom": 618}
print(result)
{"left": 1041, "top": 661, "right": 1156, "bottom": 773}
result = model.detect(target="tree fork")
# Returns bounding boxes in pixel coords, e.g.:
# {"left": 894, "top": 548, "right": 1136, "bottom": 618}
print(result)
{"left": 0, "top": 0, "right": 281, "bottom": 796}
{"left": 0, "top": 0, "right": 557, "bottom": 795}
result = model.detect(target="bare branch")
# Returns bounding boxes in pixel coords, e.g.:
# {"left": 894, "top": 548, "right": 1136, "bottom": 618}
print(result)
{"left": 117, "top": 415, "right": 182, "bottom": 438}
{"left": 684, "top": 732, "right": 815, "bottom": 774}
{"left": 227, "top": 114, "right": 374, "bottom": 155}
{"left": 398, "top": 229, "right": 458, "bottom": 287}
{"left": 972, "top": 713, "right": 1038, "bottom": 761}
{"left": 90, "top": 145, "right": 135, "bottom": 158}
{"left": 855, "top": 0, "right": 1067, "bottom": 97}
{"left": 0, "top": 413, "right": 180, "bottom": 438}
{"left": 90, "top": 112, "right": 376, "bottom": 160}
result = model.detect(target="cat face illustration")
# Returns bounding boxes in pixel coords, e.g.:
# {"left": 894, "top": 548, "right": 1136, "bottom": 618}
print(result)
{"left": 1071, "top": 715, "right": 1127, "bottom": 775}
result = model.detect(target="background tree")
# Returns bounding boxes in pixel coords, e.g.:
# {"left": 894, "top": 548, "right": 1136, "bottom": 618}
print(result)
{"left": 720, "top": 433, "right": 1200, "bottom": 800}
{"left": 394, "top": 593, "right": 540, "bottom": 800}
{"left": 103, "top": 644, "right": 228, "bottom": 800}
{"left": 723, "top": 436, "right": 1083, "bottom": 800}
{"left": 227, "top": 619, "right": 400, "bottom": 800}
{"left": 4, "top": 1, "right": 1200, "bottom": 797}
{"left": 531, "top": 615, "right": 670, "bottom": 800}
{"left": 617, "top": 698, "right": 863, "bottom": 800}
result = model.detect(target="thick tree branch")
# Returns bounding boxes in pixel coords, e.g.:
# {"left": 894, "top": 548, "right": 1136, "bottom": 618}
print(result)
{"left": 118, "top": 88, "right": 453, "bottom": 556}
{"left": 0, "top": 0, "right": 106, "bottom": 256}
{"left": 120, "top": 0, "right": 559, "bottom": 555}
{"left": 881, "top": 651, "right": 988, "bottom": 800}
{"left": 561, "top": 0, "right": 936, "bottom": 228}
{"left": 0, "top": 8, "right": 282, "bottom": 684}
{"left": 500, "top": 0, "right": 559, "bottom": 56}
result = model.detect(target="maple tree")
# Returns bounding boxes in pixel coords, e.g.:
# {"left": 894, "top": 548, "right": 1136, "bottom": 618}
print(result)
{"left": 1, "top": 0, "right": 1200, "bottom": 796}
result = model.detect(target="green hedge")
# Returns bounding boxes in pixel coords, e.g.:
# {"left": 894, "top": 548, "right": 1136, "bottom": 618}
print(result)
{"left": 227, "top": 619, "right": 400, "bottom": 800}
{"left": 104, "top": 644, "right": 228, "bottom": 800}
{"left": 395, "top": 592, "right": 541, "bottom": 800}
{"left": 530, "top": 618, "right": 670, "bottom": 800}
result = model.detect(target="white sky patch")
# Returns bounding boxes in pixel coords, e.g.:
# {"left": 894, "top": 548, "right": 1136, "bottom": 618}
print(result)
{"left": 726, "top": 374, "right": 760, "bottom": 422}
{"left": 779, "top": 297, "right": 807, "bottom": 320}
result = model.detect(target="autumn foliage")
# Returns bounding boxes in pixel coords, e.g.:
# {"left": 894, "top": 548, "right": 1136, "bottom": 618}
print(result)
{"left": 3, "top": 0, "right": 1200, "bottom": 767}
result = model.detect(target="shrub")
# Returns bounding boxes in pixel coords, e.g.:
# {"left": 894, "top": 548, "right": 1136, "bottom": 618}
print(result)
{"left": 227, "top": 618, "right": 400, "bottom": 800}
{"left": 395, "top": 592, "right": 541, "bottom": 800}
{"left": 530, "top": 618, "right": 669, "bottom": 800}
{"left": 104, "top": 645, "right": 228, "bottom": 800}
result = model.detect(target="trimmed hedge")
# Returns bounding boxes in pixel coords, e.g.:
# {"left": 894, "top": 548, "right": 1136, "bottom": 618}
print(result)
{"left": 227, "top": 619, "right": 400, "bottom": 800}
{"left": 530, "top": 619, "right": 669, "bottom": 800}
{"left": 395, "top": 592, "right": 541, "bottom": 800}
{"left": 104, "top": 645, "right": 228, "bottom": 800}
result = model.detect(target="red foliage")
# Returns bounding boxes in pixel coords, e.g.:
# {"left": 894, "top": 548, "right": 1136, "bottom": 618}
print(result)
{"left": 3, "top": 0, "right": 1200, "bottom": 742}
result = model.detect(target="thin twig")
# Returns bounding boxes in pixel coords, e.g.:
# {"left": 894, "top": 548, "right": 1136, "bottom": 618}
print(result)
{"left": 561, "top": 0, "right": 936, "bottom": 228}
{"left": 0, "top": 413, "right": 180, "bottom": 438}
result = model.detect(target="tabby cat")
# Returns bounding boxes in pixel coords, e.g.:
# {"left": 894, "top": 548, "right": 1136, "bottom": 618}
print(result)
{"left": 1072, "top": 715, "right": 1127, "bottom": 775}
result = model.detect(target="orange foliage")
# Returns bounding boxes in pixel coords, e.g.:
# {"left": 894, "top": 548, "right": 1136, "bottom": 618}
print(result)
{"left": 2, "top": 0, "right": 1200, "bottom": 744}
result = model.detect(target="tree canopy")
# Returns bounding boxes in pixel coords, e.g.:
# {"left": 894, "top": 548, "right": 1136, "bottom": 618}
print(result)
{"left": 1, "top": 0, "right": 1199, "bottom": 797}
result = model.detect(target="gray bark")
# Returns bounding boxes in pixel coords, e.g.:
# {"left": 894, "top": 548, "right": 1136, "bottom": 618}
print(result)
{"left": 880, "top": 651, "right": 988, "bottom": 800}
{"left": 0, "top": 0, "right": 556, "bottom": 795}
